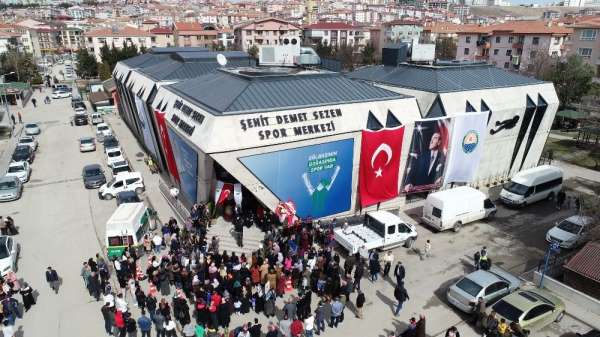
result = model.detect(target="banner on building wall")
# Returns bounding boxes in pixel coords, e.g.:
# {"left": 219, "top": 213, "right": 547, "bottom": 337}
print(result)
{"left": 233, "top": 184, "right": 243, "bottom": 207}
{"left": 155, "top": 110, "right": 180, "bottom": 184}
{"left": 112, "top": 91, "right": 121, "bottom": 115}
{"left": 167, "top": 127, "right": 198, "bottom": 204}
{"left": 134, "top": 95, "right": 160, "bottom": 160}
{"left": 240, "top": 139, "right": 354, "bottom": 219}
{"left": 444, "top": 112, "right": 488, "bottom": 185}
{"left": 215, "top": 181, "right": 243, "bottom": 207}
{"left": 402, "top": 118, "right": 451, "bottom": 194}
{"left": 359, "top": 126, "right": 405, "bottom": 207}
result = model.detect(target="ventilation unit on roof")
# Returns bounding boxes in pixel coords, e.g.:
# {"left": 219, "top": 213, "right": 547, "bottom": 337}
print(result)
{"left": 258, "top": 35, "right": 320, "bottom": 67}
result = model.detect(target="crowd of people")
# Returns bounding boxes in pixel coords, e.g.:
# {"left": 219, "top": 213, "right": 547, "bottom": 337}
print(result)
{"left": 80, "top": 204, "right": 432, "bottom": 337}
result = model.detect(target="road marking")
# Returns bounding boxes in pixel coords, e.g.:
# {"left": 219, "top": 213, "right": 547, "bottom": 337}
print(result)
{"left": 26, "top": 177, "right": 81, "bottom": 188}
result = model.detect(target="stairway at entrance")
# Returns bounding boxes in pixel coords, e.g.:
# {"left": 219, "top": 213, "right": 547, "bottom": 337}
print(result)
{"left": 207, "top": 217, "right": 264, "bottom": 256}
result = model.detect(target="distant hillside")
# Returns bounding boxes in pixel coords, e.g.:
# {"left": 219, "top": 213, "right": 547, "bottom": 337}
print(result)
{"left": 470, "top": 6, "right": 580, "bottom": 18}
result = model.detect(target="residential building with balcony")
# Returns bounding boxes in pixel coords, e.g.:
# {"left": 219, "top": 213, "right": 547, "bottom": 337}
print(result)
{"left": 85, "top": 26, "right": 155, "bottom": 62}
{"left": 234, "top": 17, "right": 301, "bottom": 52}
{"left": 60, "top": 26, "right": 84, "bottom": 52}
{"left": 150, "top": 27, "right": 175, "bottom": 48}
{"left": 303, "top": 22, "right": 367, "bottom": 49}
{"left": 567, "top": 17, "right": 600, "bottom": 75}
{"left": 456, "top": 21, "right": 572, "bottom": 73}
{"left": 172, "top": 22, "right": 218, "bottom": 49}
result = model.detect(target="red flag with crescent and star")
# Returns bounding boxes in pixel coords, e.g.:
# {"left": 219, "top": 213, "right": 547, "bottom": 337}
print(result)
{"left": 359, "top": 126, "right": 405, "bottom": 207}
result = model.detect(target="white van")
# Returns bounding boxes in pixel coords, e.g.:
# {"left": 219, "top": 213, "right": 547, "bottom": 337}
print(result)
{"left": 98, "top": 172, "right": 144, "bottom": 200}
{"left": 500, "top": 165, "right": 563, "bottom": 207}
{"left": 422, "top": 186, "right": 496, "bottom": 232}
{"left": 105, "top": 202, "right": 149, "bottom": 258}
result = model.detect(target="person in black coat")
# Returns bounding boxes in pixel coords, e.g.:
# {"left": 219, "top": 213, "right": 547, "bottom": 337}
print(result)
{"left": 404, "top": 132, "right": 445, "bottom": 193}
{"left": 394, "top": 262, "right": 405, "bottom": 286}
{"left": 20, "top": 283, "right": 36, "bottom": 311}
{"left": 393, "top": 284, "right": 409, "bottom": 316}
{"left": 355, "top": 291, "right": 365, "bottom": 319}
{"left": 369, "top": 252, "right": 381, "bottom": 282}
{"left": 218, "top": 298, "right": 231, "bottom": 330}
{"left": 353, "top": 259, "right": 365, "bottom": 291}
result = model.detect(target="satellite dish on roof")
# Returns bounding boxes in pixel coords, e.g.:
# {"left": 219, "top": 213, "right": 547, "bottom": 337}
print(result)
{"left": 217, "top": 53, "right": 227, "bottom": 67}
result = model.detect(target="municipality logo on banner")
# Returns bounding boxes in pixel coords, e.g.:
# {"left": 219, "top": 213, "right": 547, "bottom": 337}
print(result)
{"left": 444, "top": 112, "right": 488, "bottom": 185}
{"left": 462, "top": 130, "right": 479, "bottom": 154}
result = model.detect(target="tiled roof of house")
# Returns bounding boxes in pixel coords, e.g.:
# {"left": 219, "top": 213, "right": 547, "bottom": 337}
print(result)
{"left": 85, "top": 26, "right": 154, "bottom": 37}
{"left": 304, "top": 22, "right": 360, "bottom": 30}
{"left": 564, "top": 242, "right": 600, "bottom": 283}
{"left": 571, "top": 17, "right": 600, "bottom": 29}
{"left": 173, "top": 22, "right": 203, "bottom": 31}
{"left": 150, "top": 27, "right": 173, "bottom": 34}
{"left": 457, "top": 20, "right": 572, "bottom": 35}
{"left": 423, "top": 22, "right": 462, "bottom": 34}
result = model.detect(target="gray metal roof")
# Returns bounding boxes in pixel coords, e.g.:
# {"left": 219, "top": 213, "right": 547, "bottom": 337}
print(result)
{"left": 167, "top": 69, "right": 406, "bottom": 115}
{"left": 136, "top": 53, "right": 254, "bottom": 81}
{"left": 150, "top": 47, "right": 209, "bottom": 54}
{"left": 347, "top": 63, "right": 543, "bottom": 93}
{"left": 121, "top": 53, "right": 170, "bottom": 68}
{"left": 172, "top": 51, "right": 249, "bottom": 62}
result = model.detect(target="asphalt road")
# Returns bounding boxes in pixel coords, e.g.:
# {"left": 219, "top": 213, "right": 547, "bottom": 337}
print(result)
{"left": 0, "top": 86, "right": 594, "bottom": 337}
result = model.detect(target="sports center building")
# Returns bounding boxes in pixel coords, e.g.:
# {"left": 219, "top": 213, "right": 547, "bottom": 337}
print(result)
{"left": 114, "top": 49, "right": 559, "bottom": 220}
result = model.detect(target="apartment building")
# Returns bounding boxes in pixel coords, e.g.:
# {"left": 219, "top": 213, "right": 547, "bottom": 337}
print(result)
{"left": 382, "top": 20, "right": 423, "bottom": 44}
{"left": 60, "top": 26, "right": 84, "bottom": 51}
{"left": 303, "top": 22, "right": 367, "bottom": 49}
{"left": 172, "top": 22, "right": 218, "bottom": 49}
{"left": 567, "top": 17, "right": 600, "bottom": 75}
{"left": 234, "top": 18, "right": 301, "bottom": 52}
{"left": 150, "top": 27, "right": 175, "bottom": 48}
{"left": 455, "top": 21, "right": 572, "bottom": 72}
{"left": 85, "top": 26, "right": 155, "bottom": 61}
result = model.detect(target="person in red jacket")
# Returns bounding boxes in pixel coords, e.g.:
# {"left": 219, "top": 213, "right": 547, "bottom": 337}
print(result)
{"left": 290, "top": 318, "right": 304, "bottom": 337}
{"left": 114, "top": 310, "right": 126, "bottom": 337}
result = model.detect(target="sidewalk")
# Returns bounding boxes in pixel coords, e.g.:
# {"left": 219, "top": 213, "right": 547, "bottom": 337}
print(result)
{"left": 103, "top": 113, "right": 176, "bottom": 225}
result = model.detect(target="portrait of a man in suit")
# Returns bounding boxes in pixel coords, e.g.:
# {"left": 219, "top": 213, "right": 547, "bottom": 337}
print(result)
{"left": 403, "top": 120, "right": 448, "bottom": 193}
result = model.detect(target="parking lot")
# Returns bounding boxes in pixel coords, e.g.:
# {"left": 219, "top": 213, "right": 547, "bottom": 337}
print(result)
{"left": 0, "top": 86, "right": 596, "bottom": 337}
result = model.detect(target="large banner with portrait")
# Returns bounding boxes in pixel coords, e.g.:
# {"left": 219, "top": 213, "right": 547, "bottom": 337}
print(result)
{"left": 167, "top": 127, "right": 198, "bottom": 203}
{"left": 402, "top": 118, "right": 451, "bottom": 193}
{"left": 240, "top": 139, "right": 354, "bottom": 218}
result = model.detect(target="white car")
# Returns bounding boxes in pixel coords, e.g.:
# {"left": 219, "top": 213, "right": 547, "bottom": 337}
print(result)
{"left": 546, "top": 215, "right": 592, "bottom": 249}
{"left": 98, "top": 172, "right": 145, "bottom": 200}
{"left": 106, "top": 147, "right": 125, "bottom": 168}
{"left": 5, "top": 161, "right": 31, "bottom": 183}
{"left": 79, "top": 137, "right": 96, "bottom": 152}
{"left": 0, "top": 236, "right": 19, "bottom": 276}
{"left": 17, "top": 136, "right": 38, "bottom": 151}
{"left": 91, "top": 113, "right": 103, "bottom": 125}
{"left": 52, "top": 90, "right": 71, "bottom": 99}
{"left": 111, "top": 160, "right": 131, "bottom": 176}
{"left": 24, "top": 123, "right": 40, "bottom": 135}
{"left": 96, "top": 123, "right": 112, "bottom": 142}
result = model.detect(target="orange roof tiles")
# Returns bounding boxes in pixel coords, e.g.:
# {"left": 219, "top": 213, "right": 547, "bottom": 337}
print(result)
{"left": 84, "top": 26, "right": 154, "bottom": 37}
{"left": 564, "top": 242, "right": 600, "bottom": 283}
{"left": 457, "top": 21, "right": 572, "bottom": 35}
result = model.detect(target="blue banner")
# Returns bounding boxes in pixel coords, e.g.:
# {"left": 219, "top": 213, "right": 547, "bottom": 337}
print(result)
{"left": 167, "top": 127, "right": 198, "bottom": 203}
{"left": 240, "top": 139, "right": 354, "bottom": 218}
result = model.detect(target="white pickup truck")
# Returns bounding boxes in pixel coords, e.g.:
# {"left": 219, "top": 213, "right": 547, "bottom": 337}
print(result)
{"left": 334, "top": 211, "right": 418, "bottom": 255}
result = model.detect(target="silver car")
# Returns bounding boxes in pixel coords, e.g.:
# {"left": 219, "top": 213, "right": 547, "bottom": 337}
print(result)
{"left": 446, "top": 267, "right": 522, "bottom": 313}
{"left": 0, "top": 176, "right": 23, "bottom": 202}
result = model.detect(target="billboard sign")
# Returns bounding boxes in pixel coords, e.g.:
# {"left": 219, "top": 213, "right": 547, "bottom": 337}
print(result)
{"left": 167, "top": 127, "right": 198, "bottom": 203}
{"left": 240, "top": 139, "right": 354, "bottom": 218}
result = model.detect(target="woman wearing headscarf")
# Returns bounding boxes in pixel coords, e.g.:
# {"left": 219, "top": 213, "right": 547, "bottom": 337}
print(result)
{"left": 20, "top": 282, "right": 35, "bottom": 311}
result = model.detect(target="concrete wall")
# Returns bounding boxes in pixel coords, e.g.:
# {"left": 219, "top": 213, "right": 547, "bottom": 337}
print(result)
{"left": 533, "top": 271, "right": 600, "bottom": 329}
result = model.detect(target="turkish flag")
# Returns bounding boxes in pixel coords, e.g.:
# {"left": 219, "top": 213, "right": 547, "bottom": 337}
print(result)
{"left": 155, "top": 110, "right": 180, "bottom": 184}
{"left": 359, "top": 127, "right": 405, "bottom": 207}
{"left": 217, "top": 182, "right": 234, "bottom": 205}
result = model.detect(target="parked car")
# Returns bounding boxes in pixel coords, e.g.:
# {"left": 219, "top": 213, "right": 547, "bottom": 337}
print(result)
{"left": 96, "top": 123, "right": 112, "bottom": 142}
{"left": 73, "top": 102, "right": 87, "bottom": 112}
{"left": 488, "top": 288, "right": 565, "bottom": 331}
{"left": 546, "top": 215, "right": 593, "bottom": 249}
{"left": 98, "top": 172, "right": 144, "bottom": 200}
{"left": 51, "top": 90, "right": 71, "bottom": 99}
{"left": 55, "top": 84, "right": 71, "bottom": 92}
{"left": 116, "top": 190, "right": 142, "bottom": 206}
{"left": 82, "top": 164, "right": 106, "bottom": 189}
{"left": 74, "top": 113, "right": 88, "bottom": 126}
{"left": 24, "top": 123, "right": 41, "bottom": 135}
{"left": 91, "top": 113, "right": 103, "bottom": 125}
{"left": 106, "top": 147, "right": 125, "bottom": 168}
{"left": 446, "top": 267, "right": 522, "bottom": 313}
{"left": 500, "top": 165, "right": 563, "bottom": 207}
{"left": 0, "top": 176, "right": 23, "bottom": 202}
{"left": 111, "top": 160, "right": 131, "bottom": 176}
{"left": 103, "top": 136, "right": 119, "bottom": 153}
{"left": 0, "top": 236, "right": 19, "bottom": 276}
{"left": 5, "top": 161, "right": 31, "bottom": 183}
{"left": 12, "top": 145, "right": 34, "bottom": 163}
{"left": 79, "top": 137, "right": 96, "bottom": 152}
{"left": 71, "top": 97, "right": 83, "bottom": 108}
{"left": 17, "top": 136, "right": 38, "bottom": 151}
